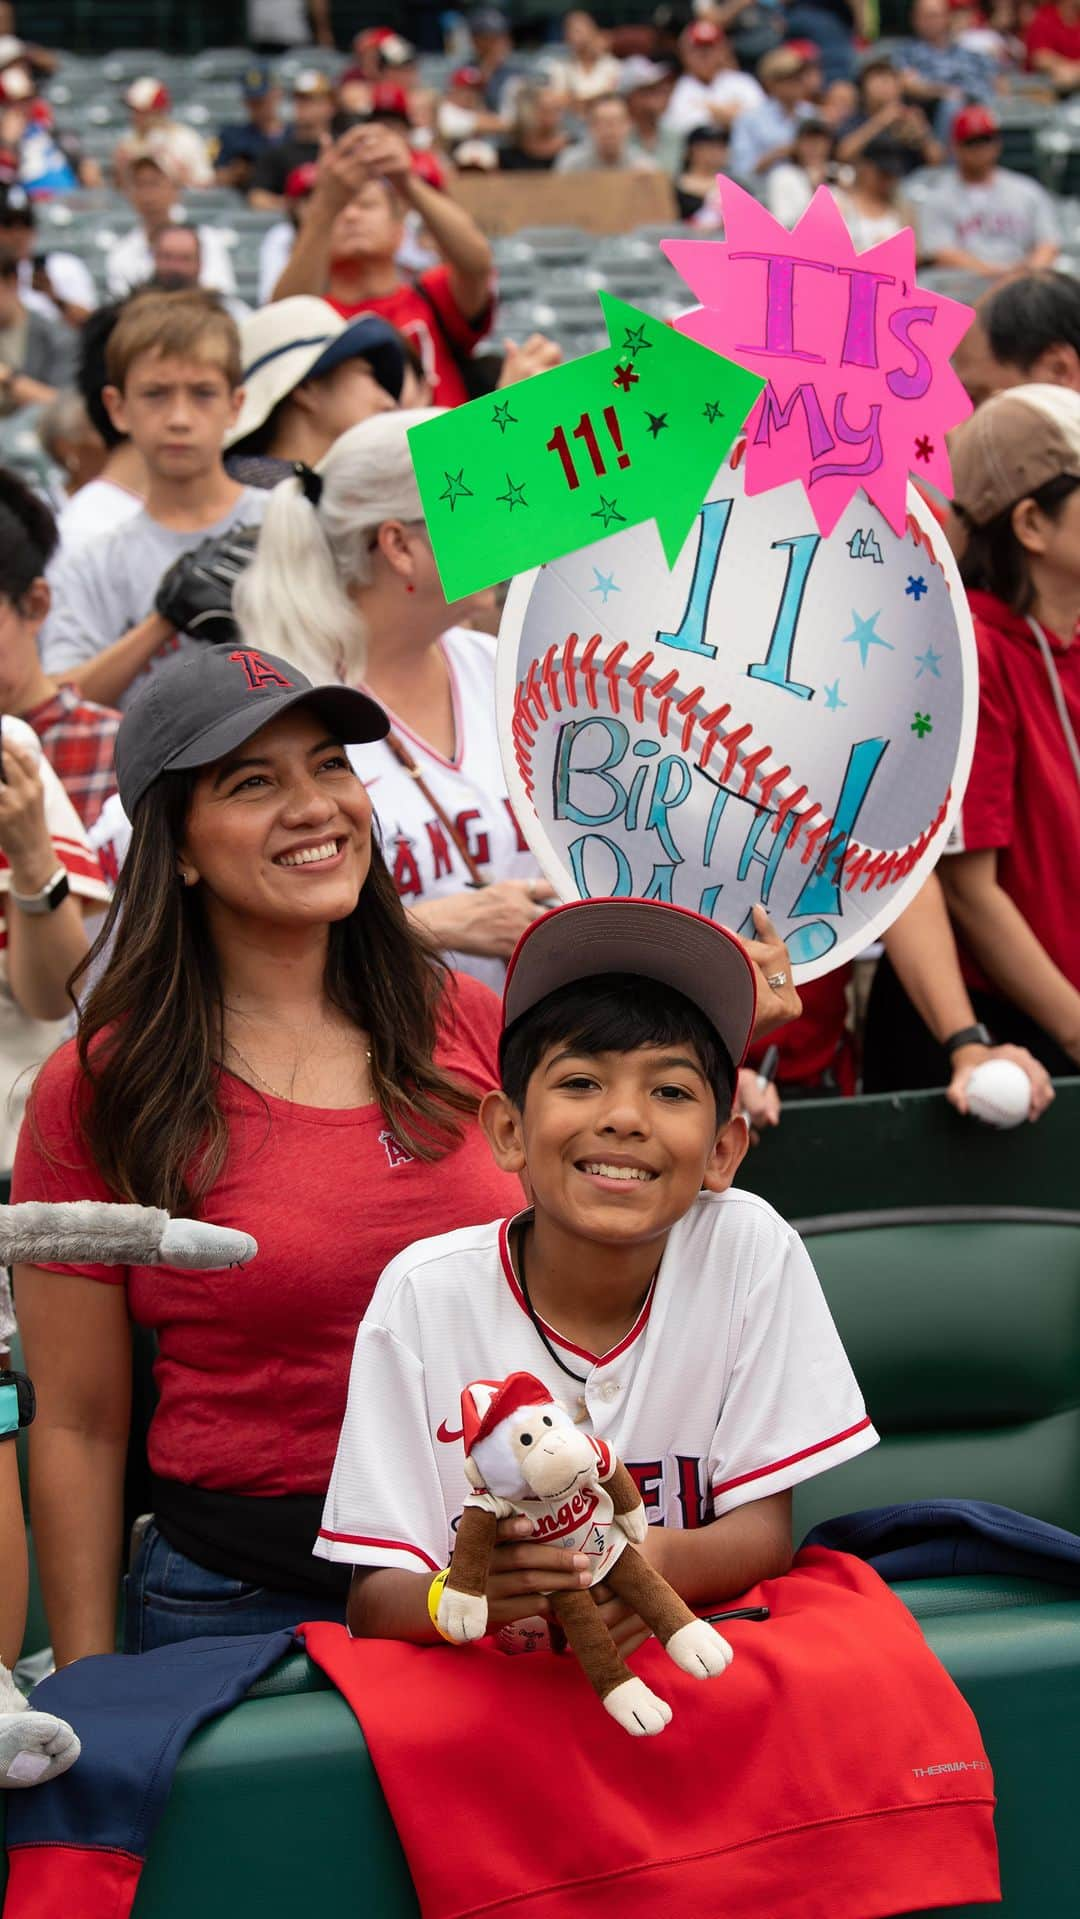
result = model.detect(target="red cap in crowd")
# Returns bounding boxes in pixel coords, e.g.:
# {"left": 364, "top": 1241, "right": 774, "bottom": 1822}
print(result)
{"left": 450, "top": 64, "right": 485, "bottom": 90}
{"left": 372, "top": 80, "right": 411, "bottom": 116}
{"left": 953, "top": 104, "right": 999, "bottom": 142}
{"left": 410, "top": 148, "right": 446, "bottom": 190}
{"left": 284, "top": 161, "right": 318, "bottom": 199}
{"left": 687, "top": 20, "right": 724, "bottom": 45}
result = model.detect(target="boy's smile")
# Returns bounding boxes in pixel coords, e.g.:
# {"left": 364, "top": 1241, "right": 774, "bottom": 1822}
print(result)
{"left": 515, "top": 1042, "right": 736, "bottom": 1248}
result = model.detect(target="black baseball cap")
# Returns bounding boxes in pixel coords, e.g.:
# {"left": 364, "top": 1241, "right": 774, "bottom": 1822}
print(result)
{"left": 116, "top": 646, "right": 389, "bottom": 815}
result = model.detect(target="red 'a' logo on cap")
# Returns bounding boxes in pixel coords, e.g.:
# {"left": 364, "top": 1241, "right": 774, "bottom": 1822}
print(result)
{"left": 228, "top": 650, "right": 294, "bottom": 691}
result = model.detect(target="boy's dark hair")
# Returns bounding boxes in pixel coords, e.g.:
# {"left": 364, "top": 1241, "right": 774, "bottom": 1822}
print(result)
{"left": 499, "top": 973, "right": 736, "bottom": 1116}
{"left": 982, "top": 270, "right": 1080, "bottom": 373}
{"left": 78, "top": 298, "right": 131, "bottom": 447}
{"left": 956, "top": 471, "right": 1080, "bottom": 612}
{"left": 0, "top": 465, "right": 58, "bottom": 603}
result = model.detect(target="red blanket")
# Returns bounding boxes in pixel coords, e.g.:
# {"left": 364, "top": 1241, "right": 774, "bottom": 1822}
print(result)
{"left": 303, "top": 1548, "right": 999, "bottom": 1919}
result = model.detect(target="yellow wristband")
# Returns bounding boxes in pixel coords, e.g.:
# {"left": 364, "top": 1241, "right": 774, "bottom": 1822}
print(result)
{"left": 428, "top": 1566, "right": 456, "bottom": 1642}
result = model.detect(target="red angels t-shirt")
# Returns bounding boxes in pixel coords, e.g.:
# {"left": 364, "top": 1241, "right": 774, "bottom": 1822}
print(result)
{"left": 11, "top": 972, "right": 521, "bottom": 1498}
{"left": 950, "top": 588, "right": 1080, "bottom": 992}
{"left": 328, "top": 264, "right": 492, "bottom": 408}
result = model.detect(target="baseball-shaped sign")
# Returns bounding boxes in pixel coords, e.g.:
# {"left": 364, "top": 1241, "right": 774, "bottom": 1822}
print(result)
{"left": 497, "top": 445, "right": 977, "bottom": 981}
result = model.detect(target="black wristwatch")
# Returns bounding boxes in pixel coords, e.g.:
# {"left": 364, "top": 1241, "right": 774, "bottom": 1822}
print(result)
{"left": 9, "top": 867, "right": 69, "bottom": 915}
{"left": 943, "top": 1023, "right": 994, "bottom": 1056}
{"left": 0, "top": 1369, "right": 35, "bottom": 1441}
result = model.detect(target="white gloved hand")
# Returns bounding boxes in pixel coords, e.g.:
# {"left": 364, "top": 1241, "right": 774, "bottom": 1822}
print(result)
{"left": 0, "top": 1662, "right": 80, "bottom": 1789}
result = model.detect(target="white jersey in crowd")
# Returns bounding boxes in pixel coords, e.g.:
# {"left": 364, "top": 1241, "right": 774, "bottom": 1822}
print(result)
{"left": 316, "top": 1190, "right": 878, "bottom": 1577}
{"left": 662, "top": 68, "right": 764, "bottom": 137}
{"left": 916, "top": 165, "right": 1060, "bottom": 268}
{"left": 54, "top": 478, "right": 143, "bottom": 555}
{"left": 105, "top": 217, "right": 237, "bottom": 301}
{"left": 0, "top": 716, "right": 110, "bottom": 1172}
{"left": 347, "top": 627, "right": 540, "bottom": 991}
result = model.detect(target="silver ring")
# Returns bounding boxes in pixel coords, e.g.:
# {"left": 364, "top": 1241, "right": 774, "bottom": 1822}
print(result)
{"left": 766, "top": 971, "right": 789, "bottom": 989}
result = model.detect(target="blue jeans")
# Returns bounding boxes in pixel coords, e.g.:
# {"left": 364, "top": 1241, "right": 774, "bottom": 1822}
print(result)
{"left": 123, "top": 1521, "right": 348, "bottom": 1653}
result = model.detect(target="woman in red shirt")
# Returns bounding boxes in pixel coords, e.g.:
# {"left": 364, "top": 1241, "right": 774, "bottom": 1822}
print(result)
{"left": 12, "top": 645, "right": 525, "bottom": 1662}
{"left": 939, "top": 384, "right": 1080, "bottom": 1076}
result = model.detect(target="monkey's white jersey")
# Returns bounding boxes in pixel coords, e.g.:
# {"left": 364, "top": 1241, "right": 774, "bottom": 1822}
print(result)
{"left": 316, "top": 1189, "right": 877, "bottom": 1580}
{"left": 463, "top": 1439, "right": 626, "bottom": 1588}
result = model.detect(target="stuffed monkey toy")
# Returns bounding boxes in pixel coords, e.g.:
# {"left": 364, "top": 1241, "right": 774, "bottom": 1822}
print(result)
{"left": 437, "top": 1372, "right": 732, "bottom": 1736}
{"left": 0, "top": 1201, "right": 258, "bottom": 1787}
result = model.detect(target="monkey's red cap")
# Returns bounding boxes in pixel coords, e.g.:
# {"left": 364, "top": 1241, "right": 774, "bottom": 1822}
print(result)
{"left": 461, "top": 1372, "right": 554, "bottom": 1456}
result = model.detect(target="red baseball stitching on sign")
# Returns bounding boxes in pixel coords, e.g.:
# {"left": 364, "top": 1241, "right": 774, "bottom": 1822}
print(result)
{"left": 511, "top": 633, "right": 951, "bottom": 892}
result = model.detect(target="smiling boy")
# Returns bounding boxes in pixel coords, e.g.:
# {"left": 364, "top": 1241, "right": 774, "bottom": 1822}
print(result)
{"left": 318, "top": 898, "right": 877, "bottom": 1645}
{"left": 40, "top": 289, "right": 267, "bottom": 710}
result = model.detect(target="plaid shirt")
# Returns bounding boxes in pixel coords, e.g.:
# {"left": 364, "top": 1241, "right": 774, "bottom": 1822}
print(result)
{"left": 23, "top": 683, "right": 122, "bottom": 832}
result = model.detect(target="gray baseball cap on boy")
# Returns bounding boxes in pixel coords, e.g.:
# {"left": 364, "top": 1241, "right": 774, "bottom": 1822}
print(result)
{"left": 116, "top": 646, "right": 388, "bottom": 815}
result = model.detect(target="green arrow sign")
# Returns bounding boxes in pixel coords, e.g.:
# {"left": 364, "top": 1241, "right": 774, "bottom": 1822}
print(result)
{"left": 407, "top": 292, "right": 765, "bottom": 600}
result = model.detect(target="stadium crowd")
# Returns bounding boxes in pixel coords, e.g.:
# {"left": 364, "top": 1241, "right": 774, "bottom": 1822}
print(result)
{"left": 0, "top": 0, "right": 1075, "bottom": 1784}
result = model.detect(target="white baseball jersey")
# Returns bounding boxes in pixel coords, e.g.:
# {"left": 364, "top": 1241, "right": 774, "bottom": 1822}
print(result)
{"left": 316, "top": 1189, "right": 877, "bottom": 1576}
{"left": 464, "top": 1436, "right": 626, "bottom": 1588}
{"left": 347, "top": 627, "right": 540, "bottom": 992}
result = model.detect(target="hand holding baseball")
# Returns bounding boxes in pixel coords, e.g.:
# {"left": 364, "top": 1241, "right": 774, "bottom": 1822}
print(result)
{"left": 947, "top": 1043, "right": 1054, "bottom": 1123}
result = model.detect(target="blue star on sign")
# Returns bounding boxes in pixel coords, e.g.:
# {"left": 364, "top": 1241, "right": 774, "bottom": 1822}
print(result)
{"left": 915, "top": 645, "right": 942, "bottom": 679}
{"left": 905, "top": 575, "right": 928, "bottom": 601}
{"left": 823, "top": 679, "right": 847, "bottom": 711}
{"left": 590, "top": 568, "right": 619, "bottom": 603}
{"left": 842, "top": 609, "right": 894, "bottom": 668}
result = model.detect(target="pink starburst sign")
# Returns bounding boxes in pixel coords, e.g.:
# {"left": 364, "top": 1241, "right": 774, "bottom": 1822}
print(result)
{"left": 663, "top": 181, "right": 975, "bottom": 537}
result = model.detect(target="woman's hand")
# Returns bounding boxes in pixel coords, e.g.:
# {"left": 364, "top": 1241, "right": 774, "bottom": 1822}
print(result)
{"left": 743, "top": 905, "right": 801, "bottom": 1037}
{"left": 0, "top": 738, "right": 57, "bottom": 893}
{"left": 485, "top": 1515, "right": 593, "bottom": 1626}
{"left": 411, "top": 876, "right": 558, "bottom": 960}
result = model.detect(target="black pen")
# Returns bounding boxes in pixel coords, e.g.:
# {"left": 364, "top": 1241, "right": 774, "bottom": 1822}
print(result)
{"left": 704, "top": 1605, "right": 770, "bottom": 1624}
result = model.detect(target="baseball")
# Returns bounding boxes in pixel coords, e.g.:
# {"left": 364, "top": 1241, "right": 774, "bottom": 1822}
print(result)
{"left": 963, "top": 1060, "right": 1031, "bottom": 1130}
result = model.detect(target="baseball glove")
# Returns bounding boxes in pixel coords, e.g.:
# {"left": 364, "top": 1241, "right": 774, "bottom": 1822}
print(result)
{"left": 154, "top": 524, "right": 261, "bottom": 644}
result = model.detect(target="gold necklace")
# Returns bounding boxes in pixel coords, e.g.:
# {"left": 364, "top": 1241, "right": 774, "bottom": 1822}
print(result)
{"left": 222, "top": 1035, "right": 372, "bottom": 1104}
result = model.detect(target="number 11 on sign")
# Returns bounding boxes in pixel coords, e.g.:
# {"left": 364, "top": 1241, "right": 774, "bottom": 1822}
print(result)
{"left": 547, "top": 408, "right": 632, "bottom": 491}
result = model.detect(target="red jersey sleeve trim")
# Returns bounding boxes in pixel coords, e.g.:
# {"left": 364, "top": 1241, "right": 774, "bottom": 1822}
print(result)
{"left": 712, "top": 1415, "right": 873, "bottom": 1498}
{"left": 316, "top": 1529, "right": 440, "bottom": 1572}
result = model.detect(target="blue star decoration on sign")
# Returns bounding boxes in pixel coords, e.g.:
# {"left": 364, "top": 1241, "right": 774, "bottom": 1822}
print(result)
{"left": 497, "top": 474, "right": 528, "bottom": 511}
{"left": 645, "top": 411, "right": 668, "bottom": 439}
{"left": 439, "top": 469, "right": 472, "bottom": 511}
{"left": 905, "top": 575, "right": 928, "bottom": 600}
{"left": 823, "top": 679, "right": 847, "bottom": 711}
{"left": 590, "top": 568, "right": 619, "bottom": 603}
{"left": 842, "top": 609, "right": 894, "bottom": 668}
{"left": 915, "top": 645, "right": 943, "bottom": 679}
{"left": 911, "top": 711, "right": 934, "bottom": 738}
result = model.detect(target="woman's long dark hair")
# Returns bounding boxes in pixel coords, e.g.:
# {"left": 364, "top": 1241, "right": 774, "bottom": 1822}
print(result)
{"left": 55, "top": 769, "right": 478, "bottom": 1212}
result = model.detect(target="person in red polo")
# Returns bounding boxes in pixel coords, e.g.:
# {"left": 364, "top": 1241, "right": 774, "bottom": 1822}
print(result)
{"left": 941, "top": 384, "right": 1080, "bottom": 1075}
{"left": 270, "top": 120, "right": 493, "bottom": 408}
{"left": 1025, "top": 0, "right": 1080, "bottom": 93}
